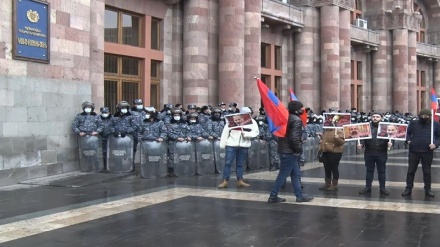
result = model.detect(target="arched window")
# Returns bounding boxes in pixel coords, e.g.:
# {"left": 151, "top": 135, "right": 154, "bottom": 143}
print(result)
{"left": 414, "top": 3, "right": 426, "bottom": 43}
{"left": 351, "top": 0, "right": 362, "bottom": 24}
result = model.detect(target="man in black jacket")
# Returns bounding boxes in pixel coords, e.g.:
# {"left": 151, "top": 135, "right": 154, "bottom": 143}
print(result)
{"left": 402, "top": 109, "right": 440, "bottom": 197}
{"left": 357, "top": 112, "right": 393, "bottom": 195}
{"left": 268, "top": 100, "right": 314, "bottom": 203}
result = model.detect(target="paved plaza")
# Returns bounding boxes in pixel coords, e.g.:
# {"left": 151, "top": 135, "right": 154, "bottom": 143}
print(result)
{"left": 0, "top": 150, "right": 440, "bottom": 247}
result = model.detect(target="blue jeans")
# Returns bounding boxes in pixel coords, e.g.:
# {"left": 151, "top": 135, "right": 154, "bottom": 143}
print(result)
{"left": 270, "top": 153, "right": 303, "bottom": 198}
{"left": 364, "top": 154, "right": 387, "bottom": 189}
{"left": 222, "top": 146, "right": 248, "bottom": 180}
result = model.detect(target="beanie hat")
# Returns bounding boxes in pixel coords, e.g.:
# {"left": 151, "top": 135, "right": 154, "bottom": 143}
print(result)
{"left": 288, "top": 100, "right": 304, "bottom": 115}
{"left": 240, "top": 107, "right": 252, "bottom": 114}
{"left": 419, "top": 109, "right": 431, "bottom": 116}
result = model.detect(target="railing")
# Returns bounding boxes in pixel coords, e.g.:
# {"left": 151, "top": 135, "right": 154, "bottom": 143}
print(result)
{"left": 350, "top": 25, "right": 380, "bottom": 46}
{"left": 261, "top": 0, "right": 304, "bottom": 27}
{"left": 416, "top": 43, "right": 440, "bottom": 59}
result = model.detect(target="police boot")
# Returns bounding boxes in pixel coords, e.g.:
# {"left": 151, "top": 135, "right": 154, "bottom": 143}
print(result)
{"left": 237, "top": 179, "right": 250, "bottom": 188}
{"left": 326, "top": 179, "right": 338, "bottom": 191}
{"left": 318, "top": 178, "right": 331, "bottom": 190}
{"left": 217, "top": 180, "right": 228, "bottom": 188}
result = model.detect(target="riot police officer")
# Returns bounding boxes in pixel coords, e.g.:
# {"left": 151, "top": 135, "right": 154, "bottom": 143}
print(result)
{"left": 139, "top": 107, "right": 167, "bottom": 142}
{"left": 186, "top": 112, "right": 210, "bottom": 141}
{"left": 159, "top": 103, "right": 173, "bottom": 124}
{"left": 72, "top": 101, "right": 103, "bottom": 136}
{"left": 210, "top": 107, "right": 225, "bottom": 140}
{"left": 167, "top": 108, "right": 188, "bottom": 176}
{"left": 99, "top": 106, "right": 113, "bottom": 169}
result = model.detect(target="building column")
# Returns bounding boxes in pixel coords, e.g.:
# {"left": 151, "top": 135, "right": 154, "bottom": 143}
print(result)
{"left": 294, "top": 7, "right": 316, "bottom": 110}
{"left": 392, "top": 29, "right": 409, "bottom": 113}
{"left": 208, "top": 0, "right": 218, "bottom": 105}
{"left": 320, "top": 5, "right": 340, "bottom": 110}
{"left": 371, "top": 30, "right": 390, "bottom": 113}
{"left": 339, "top": 9, "right": 351, "bottom": 111}
{"left": 408, "top": 31, "right": 417, "bottom": 113}
{"left": 182, "top": 0, "right": 209, "bottom": 106}
{"left": 89, "top": 0, "right": 105, "bottom": 106}
{"left": 218, "top": 0, "right": 245, "bottom": 105}
{"left": 244, "top": 0, "right": 261, "bottom": 111}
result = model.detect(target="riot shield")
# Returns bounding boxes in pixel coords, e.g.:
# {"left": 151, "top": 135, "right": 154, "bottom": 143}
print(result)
{"left": 173, "top": 141, "right": 196, "bottom": 176}
{"left": 107, "top": 135, "right": 134, "bottom": 173}
{"left": 195, "top": 140, "right": 215, "bottom": 175}
{"left": 213, "top": 140, "right": 226, "bottom": 173}
{"left": 247, "top": 139, "right": 260, "bottom": 170}
{"left": 140, "top": 141, "right": 168, "bottom": 179}
{"left": 258, "top": 140, "right": 270, "bottom": 169}
{"left": 78, "top": 135, "right": 104, "bottom": 172}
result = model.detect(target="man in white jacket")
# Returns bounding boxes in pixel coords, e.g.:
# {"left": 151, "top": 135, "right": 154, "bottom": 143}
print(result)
{"left": 218, "top": 107, "right": 259, "bottom": 188}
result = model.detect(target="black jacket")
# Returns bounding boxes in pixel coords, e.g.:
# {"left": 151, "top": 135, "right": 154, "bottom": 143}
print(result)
{"left": 278, "top": 114, "right": 302, "bottom": 154}
{"left": 406, "top": 119, "right": 440, "bottom": 153}
{"left": 360, "top": 122, "right": 389, "bottom": 155}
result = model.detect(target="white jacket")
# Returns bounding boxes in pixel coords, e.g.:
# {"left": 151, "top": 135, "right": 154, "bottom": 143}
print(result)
{"left": 219, "top": 119, "right": 259, "bottom": 148}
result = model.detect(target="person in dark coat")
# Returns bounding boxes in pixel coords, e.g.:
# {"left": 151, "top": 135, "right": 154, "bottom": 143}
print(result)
{"left": 402, "top": 109, "right": 440, "bottom": 197}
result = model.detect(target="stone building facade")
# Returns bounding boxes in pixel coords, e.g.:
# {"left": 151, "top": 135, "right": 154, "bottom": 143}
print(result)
{"left": 1, "top": 0, "right": 440, "bottom": 185}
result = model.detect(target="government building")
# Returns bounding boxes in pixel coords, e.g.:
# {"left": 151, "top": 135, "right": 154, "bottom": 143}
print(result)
{"left": 1, "top": 0, "right": 439, "bottom": 184}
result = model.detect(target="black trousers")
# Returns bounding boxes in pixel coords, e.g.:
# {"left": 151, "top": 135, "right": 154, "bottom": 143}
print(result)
{"left": 321, "top": 152, "right": 342, "bottom": 180}
{"left": 406, "top": 151, "right": 433, "bottom": 190}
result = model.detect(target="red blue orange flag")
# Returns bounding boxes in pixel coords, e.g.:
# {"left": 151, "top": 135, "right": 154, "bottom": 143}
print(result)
{"left": 290, "top": 87, "right": 307, "bottom": 127}
{"left": 431, "top": 88, "right": 439, "bottom": 121}
{"left": 256, "top": 78, "right": 289, "bottom": 137}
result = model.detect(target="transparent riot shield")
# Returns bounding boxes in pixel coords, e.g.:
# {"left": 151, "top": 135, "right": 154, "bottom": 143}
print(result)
{"left": 195, "top": 139, "right": 215, "bottom": 175}
{"left": 246, "top": 139, "right": 260, "bottom": 170}
{"left": 258, "top": 140, "right": 270, "bottom": 169}
{"left": 140, "top": 141, "right": 168, "bottom": 179}
{"left": 78, "top": 135, "right": 104, "bottom": 172}
{"left": 173, "top": 141, "right": 196, "bottom": 176}
{"left": 107, "top": 135, "right": 134, "bottom": 173}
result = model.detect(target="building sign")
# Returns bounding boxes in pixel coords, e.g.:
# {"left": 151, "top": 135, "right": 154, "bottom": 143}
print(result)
{"left": 13, "top": 0, "right": 50, "bottom": 63}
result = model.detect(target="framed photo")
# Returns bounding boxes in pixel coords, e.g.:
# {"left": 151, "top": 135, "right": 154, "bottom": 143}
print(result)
{"left": 225, "top": 113, "right": 253, "bottom": 129}
{"left": 343, "top": 123, "right": 372, "bottom": 140}
{"left": 377, "top": 122, "right": 408, "bottom": 141}
{"left": 323, "top": 113, "right": 351, "bottom": 128}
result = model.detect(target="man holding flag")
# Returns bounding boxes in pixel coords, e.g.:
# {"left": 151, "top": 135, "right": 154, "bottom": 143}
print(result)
{"left": 401, "top": 108, "right": 440, "bottom": 197}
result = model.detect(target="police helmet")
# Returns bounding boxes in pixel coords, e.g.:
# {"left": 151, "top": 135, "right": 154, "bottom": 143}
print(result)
{"left": 212, "top": 107, "right": 222, "bottom": 114}
{"left": 164, "top": 103, "right": 173, "bottom": 109}
{"left": 187, "top": 104, "right": 197, "bottom": 110}
{"left": 133, "top": 99, "right": 143, "bottom": 105}
{"left": 82, "top": 101, "right": 95, "bottom": 110}
{"left": 117, "top": 101, "right": 130, "bottom": 109}
{"left": 100, "top": 107, "right": 110, "bottom": 113}
{"left": 171, "top": 108, "right": 183, "bottom": 115}
{"left": 188, "top": 112, "right": 199, "bottom": 119}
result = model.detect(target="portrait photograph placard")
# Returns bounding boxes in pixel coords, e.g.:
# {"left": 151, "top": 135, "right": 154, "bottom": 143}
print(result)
{"left": 225, "top": 113, "right": 253, "bottom": 129}
{"left": 343, "top": 123, "right": 372, "bottom": 140}
{"left": 323, "top": 113, "right": 351, "bottom": 128}
{"left": 377, "top": 122, "right": 408, "bottom": 141}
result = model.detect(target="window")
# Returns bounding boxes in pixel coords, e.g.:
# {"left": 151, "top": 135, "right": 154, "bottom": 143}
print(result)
{"left": 261, "top": 43, "right": 270, "bottom": 68}
{"left": 417, "top": 70, "right": 427, "bottom": 111}
{"left": 351, "top": 60, "right": 363, "bottom": 111}
{"left": 275, "top": 76, "right": 281, "bottom": 98}
{"left": 414, "top": 3, "right": 425, "bottom": 43}
{"left": 105, "top": 8, "right": 141, "bottom": 47}
{"left": 150, "top": 60, "right": 161, "bottom": 109}
{"left": 351, "top": 0, "right": 363, "bottom": 24}
{"left": 104, "top": 54, "right": 141, "bottom": 113}
{"left": 151, "top": 18, "right": 161, "bottom": 50}
{"left": 275, "top": 46, "right": 282, "bottom": 70}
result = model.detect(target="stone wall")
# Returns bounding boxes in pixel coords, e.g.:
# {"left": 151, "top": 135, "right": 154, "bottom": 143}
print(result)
{"left": 0, "top": 0, "right": 99, "bottom": 186}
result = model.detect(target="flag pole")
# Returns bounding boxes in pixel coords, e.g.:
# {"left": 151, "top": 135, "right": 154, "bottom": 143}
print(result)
{"left": 431, "top": 109, "right": 434, "bottom": 144}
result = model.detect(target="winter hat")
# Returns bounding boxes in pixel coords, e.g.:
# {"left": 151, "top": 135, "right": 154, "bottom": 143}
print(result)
{"left": 288, "top": 100, "right": 304, "bottom": 115}
{"left": 418, "top": 109, "right": 431, "bottom": 116}
{"left": 240, "top": 107, "right": 252, "bottom": 114}
{"left": 371, "top": 112, "right": 383, "bottom": 117}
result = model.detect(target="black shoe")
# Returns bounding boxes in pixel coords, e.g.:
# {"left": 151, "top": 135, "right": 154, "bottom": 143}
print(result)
{"left": 269, "top": 166, "right": 277, "bottom": 172}
{"left": 401, "top": 189, "right": 412, "bottom": 196}
{"left": 296, "top": 195, "right": 314, "bottom": 203}
{"left": 300, "top": 161, "right": 305, "bottom": 166}
{"left": 425, "top": 190, "right": 435, "bottom": 197}
{"left": 380, "top": 188, "right": 390, "bottom": 195}
{"left": 359, "top": 187, "right": 371, "bottom": 194}
{"left": 268, "top": 196, "right": 286, "bottom": 203}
